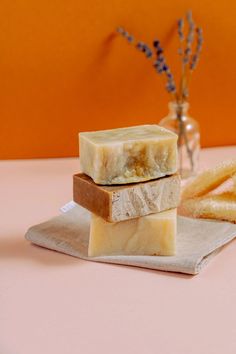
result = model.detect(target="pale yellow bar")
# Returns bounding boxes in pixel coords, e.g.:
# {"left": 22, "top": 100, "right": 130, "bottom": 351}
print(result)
{"left": 88, "top": 209, "right": 176, "bottom": 257}
{"left": 79, "top": 125, "right": 177, "bottom": 185}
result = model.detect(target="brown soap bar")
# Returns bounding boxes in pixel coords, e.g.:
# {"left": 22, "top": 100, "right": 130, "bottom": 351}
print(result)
{"left": 73, "top": 173, "right": 180, "bottom": 222}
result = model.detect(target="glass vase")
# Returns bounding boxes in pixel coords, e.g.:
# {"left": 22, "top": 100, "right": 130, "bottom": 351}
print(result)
{"left": 159, "top": 101, "right": 200, "bottom": 179}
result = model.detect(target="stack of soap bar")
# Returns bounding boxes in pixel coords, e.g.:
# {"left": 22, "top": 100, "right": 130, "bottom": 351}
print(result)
{"left": 75, "top": 125, "right": 179, "bottom": 257}
{"left": 79, "top": 125, "right": 178, "bottom": 185}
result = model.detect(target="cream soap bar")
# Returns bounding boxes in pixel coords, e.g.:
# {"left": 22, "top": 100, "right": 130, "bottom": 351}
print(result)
{"left": 79, "top": 125, "right": 178, "bottom": 185}
{"left": 74, "top": 173, "right": 180, "bottom": 222}
{"left": 88, "top": 209, "right": 176, "bottom": 257}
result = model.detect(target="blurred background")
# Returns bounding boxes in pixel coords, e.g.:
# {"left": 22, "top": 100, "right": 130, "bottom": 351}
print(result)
{"left": 1, "top": 0, "right": 236, "bottom": 159}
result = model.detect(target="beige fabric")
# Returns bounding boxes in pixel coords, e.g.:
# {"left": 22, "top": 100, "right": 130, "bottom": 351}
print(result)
{"left": 25, "top": 205, "right": 236, "bottom": 275}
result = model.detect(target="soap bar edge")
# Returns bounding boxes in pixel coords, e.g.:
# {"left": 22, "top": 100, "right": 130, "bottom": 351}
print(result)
{"left": 73, "top": 173, "right": 180, "bottom": 222}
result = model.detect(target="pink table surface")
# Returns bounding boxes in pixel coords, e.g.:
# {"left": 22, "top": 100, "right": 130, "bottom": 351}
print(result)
{"left": 1, "top": 146, "right": 236, "bottom": 354}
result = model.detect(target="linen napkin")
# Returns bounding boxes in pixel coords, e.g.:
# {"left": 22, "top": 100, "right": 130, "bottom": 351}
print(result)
{"left": 25, "top": 204, "right": 236, "bottom": 275}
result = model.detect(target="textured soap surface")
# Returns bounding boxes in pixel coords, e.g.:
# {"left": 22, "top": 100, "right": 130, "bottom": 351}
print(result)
{"left": 88, "top": 209, "right": 176, "bottom": 257}
{"left": 180, "top": 192, "right": 236, "bottom": 223}
{"left": 74, "top": 173, "right": 180, "bottom": 222}
{"left": 181, "top": 160, "right": 236, "bottom": 200}
{"left": 79, "top": 125, "right": 178, "bottom": 185}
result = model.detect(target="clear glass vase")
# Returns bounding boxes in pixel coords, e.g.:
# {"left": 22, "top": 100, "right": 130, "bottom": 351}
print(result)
{"left": 159, "top": 101, "right": 200, "bottom": 179}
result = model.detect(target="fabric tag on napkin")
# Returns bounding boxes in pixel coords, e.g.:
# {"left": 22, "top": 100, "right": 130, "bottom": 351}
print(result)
{"left": 25, "top": 205, "right": 236, "bottom": 275}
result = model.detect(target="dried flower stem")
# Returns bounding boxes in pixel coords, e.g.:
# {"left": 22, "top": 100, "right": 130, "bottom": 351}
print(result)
{"left": 116, "top": 27, "right": 177, "bottom": 95}
{"left": 175, "top": 11, "right": 203, "bottom": 173}
{"left": 116, "top": 12, "right": 202, "bottom": 174}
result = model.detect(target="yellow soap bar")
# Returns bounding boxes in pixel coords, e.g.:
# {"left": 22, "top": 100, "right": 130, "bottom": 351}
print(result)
{"left": 88, "top": 209, "right": 176, "bottom": 257}
{"left": 79, "top": 125, "right": 177, "bottom": 185}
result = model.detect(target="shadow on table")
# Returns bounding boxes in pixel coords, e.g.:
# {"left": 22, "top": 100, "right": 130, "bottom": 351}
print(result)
{"left": 0, "top": 235, "right": 81, "bottom": 267}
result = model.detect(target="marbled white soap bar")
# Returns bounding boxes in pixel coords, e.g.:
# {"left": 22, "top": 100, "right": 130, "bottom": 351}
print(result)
{"left": 73, "top": 173, "right": 180, "bottom": 222}
{"left": 88, "top": 209, "right": 176, "bottom": 257}
{"left": 79, "top": 125, "right": 178, "bottom": 185}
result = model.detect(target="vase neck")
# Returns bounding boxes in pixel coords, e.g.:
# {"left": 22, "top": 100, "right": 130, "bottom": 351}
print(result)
{"left": 168, "top": 101, "right": 189, "bottom": 115}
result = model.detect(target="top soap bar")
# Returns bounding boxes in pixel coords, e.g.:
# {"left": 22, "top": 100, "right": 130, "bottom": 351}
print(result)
{"left": 79, "top": 125, "right": 178, "bottom": 185}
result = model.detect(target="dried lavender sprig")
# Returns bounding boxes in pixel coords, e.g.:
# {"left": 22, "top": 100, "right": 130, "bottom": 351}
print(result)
{"left": 136, "top": 42, "right": 153, "bottom": 58}
{"left": 117, "top": 27, "right": 177, "bottom": 94}
{"left": 152, "top": 39, "right": 177, "bottom": 93}
{"left": 117, "top": 27, "right": 134, "bottom": 43}
{"left": 177, "top": 18, "right": 184, "bottom": 56}
{"left": 190, "top": 27, "right": 203, "bottom": 70}
{"left": 177, "top": 18, "right": 184, "bottom": 42}
{"left": 116, "top": 27, "right": 153, "bottom": 58}
{"left": 183, "top": 10, "right": 195, "bottom": 65}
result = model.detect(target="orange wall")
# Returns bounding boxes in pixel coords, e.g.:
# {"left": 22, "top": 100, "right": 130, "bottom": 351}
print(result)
{"left": 1, "top": 0, "right": 236, "bottom": 159}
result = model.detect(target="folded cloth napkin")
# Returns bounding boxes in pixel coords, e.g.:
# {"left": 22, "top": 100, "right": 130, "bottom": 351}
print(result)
{"left": 25, "top": 205, "right": 236, "bottom": 275}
